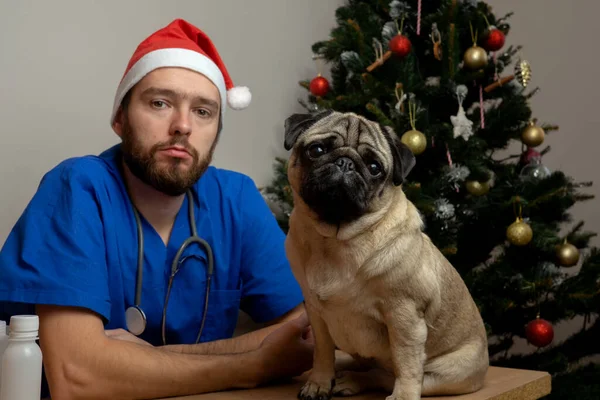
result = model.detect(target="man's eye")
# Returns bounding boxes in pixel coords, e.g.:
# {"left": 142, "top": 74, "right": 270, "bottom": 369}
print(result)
{"left": 151, "top": 100, "right": 167, "bottom": 108}
{"left": 196, "top": 108, "right": 211, "bottom": 117}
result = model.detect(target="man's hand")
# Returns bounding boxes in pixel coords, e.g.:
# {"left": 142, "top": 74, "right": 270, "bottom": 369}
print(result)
{"left": 257, "top": 312, "right": 315, "bottom": 383}
{"left": 105, "top": 328, "right": 153, "bottom": 347}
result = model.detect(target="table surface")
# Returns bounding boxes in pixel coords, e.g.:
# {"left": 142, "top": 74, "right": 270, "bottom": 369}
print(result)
{"left": 161, "top": 363, "right": 551, "bottom": 400}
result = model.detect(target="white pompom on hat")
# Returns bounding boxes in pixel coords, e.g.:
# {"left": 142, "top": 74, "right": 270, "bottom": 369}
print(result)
{"left": 110, "top": 18, "right": 251, "bottom": 126}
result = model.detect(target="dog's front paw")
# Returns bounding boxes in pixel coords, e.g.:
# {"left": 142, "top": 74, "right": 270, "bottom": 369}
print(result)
{"left": 385, "top": 388, "right": 419, "bottom": 400}
{"left": 298, "top": 378, "right": 334, "bottom": 400}
{"left": 333, "top": 370, "right": 370, "bottom": 396}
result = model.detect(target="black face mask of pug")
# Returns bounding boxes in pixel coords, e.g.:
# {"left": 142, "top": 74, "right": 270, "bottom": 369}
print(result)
{"left": 284, "top": 110, "right": 415, "bottom": 230}
{"left": 283, "top": 110, "right": 488, "bottom": 400}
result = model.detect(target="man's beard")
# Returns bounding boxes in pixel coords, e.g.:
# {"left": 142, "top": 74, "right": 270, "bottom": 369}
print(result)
{"left": 120, "top": 119, "right": 215, "bottom": 197}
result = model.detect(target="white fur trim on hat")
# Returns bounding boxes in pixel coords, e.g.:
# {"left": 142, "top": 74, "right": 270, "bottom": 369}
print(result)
{"left": 227, "top": 86, "right": 251, "bottom": 110}
{"left": 110, "top": 48, "right": 228, "bottom": 126}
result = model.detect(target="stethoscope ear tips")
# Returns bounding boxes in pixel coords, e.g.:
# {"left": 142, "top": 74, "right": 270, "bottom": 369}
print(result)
{"left": 125, "top": 305, "right": 147, "bottom": 336}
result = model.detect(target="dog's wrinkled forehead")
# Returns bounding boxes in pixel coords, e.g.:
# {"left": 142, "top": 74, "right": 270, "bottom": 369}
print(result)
{"left": 284, "top": 110, "right": 389, "bottom": 152}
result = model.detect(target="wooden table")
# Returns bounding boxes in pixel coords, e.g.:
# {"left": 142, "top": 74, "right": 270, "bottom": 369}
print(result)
{"left": 161, "top": 353, "right": 551, "bottom": 400}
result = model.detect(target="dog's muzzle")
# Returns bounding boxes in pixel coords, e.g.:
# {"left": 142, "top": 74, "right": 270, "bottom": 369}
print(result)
{"left": 300, "top": 156, "right": 369, "bottom": 225}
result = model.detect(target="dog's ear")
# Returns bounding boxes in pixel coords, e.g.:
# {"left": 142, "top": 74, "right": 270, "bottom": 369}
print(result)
{"left": 284, "top": 109, "right": 334, "bottom": 151}
{"left": 381, "top": 125, "right": 416, "bottom": 186}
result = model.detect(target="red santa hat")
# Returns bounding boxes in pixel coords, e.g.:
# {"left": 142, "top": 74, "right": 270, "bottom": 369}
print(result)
{"left": 110, "top": 18, "right": 251, "bottom": 126}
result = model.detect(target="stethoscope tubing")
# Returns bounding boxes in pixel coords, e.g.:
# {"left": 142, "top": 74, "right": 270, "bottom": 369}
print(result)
{"left": 128, "top": 190, "right": 214, "bottom": 345}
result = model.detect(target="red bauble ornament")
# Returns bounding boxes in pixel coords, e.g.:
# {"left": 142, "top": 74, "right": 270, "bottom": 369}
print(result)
{"left": 520, "top": 148, "right": 541, "bottom": 165}
{"left": 389, "top": 34, "right": 412, "bottom": 57}
{"left": 525, "top": 317, "right": 554, "bottom": 347}
{"left": 309, "top": 75, "right": 329, "bottom": 97}
{"left": 484, "top": 28, "right": 505, "bottom": 52}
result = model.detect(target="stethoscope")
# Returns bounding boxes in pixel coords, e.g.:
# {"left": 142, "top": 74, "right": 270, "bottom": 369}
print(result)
{"left": 125, "top": 189, "right": 214, "bottom": 345}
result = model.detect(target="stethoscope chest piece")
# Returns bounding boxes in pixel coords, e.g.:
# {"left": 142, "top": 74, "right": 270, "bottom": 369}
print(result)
{"left": 125, "top": 305, "right": 147, "bottom": 336}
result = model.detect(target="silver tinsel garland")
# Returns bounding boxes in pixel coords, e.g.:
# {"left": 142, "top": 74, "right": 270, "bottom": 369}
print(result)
{"left": 446, "top": 164, "right": 470, "bottom": 182}
{"left": 445, "top": 164, "right": 471, "bottom": 192}
{"left": 434, "top": 198, "right": 455, "bottom": 220}
{"left": 389, "top": 0, "right": 411, "bottom": 19}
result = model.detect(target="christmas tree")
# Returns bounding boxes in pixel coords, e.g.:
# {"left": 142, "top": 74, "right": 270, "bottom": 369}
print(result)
{"left": 262, "top": 0, "right": 600, "bottom": 398}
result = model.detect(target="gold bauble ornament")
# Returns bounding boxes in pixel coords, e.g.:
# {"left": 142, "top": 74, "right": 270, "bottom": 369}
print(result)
{"left": 521, "top": 120, "right": 545, "bottom": 147}
{"left": 556, "top": 240, "right": 580, "bottom": 267}
{"left": 506, "top": 217, "right": 533, "bottom": 246}
{"left": 400, "top": 129, "right": 427, "bottom": 155}
{"left": 466, "top": 180, "right": 490, "bottom": 196}
{"left": 463, "top": 45, "right": 488, "bottom": 70}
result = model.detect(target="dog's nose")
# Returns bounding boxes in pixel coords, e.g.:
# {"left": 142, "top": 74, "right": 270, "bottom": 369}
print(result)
{"left": 335, "top": 157, "right": 354, "bottom": 172}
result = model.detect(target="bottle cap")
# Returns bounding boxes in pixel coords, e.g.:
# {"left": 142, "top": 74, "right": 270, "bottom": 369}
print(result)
{"left": 9, "top": 315, "right": 39, "bottom": 336}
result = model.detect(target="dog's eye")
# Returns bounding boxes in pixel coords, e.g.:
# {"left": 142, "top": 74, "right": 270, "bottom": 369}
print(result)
{"left": 307, "top": 143, "right": 326, "bottom": 158}
{"left": 367, "top": 161, "right": 382, "bottom": 176}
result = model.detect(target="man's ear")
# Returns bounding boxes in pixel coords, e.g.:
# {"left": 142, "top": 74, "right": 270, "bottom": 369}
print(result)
{"left": 381, "top": 125, "right": 416, "bottom": 186}
{"left": 112, "top": 107, "right": 125, "bottom": 137}
{"left": 283, "top": 109, "right": 334, "bottom": 151}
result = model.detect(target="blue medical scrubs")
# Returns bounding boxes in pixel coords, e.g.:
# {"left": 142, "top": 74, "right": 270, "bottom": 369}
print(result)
{"left": 0, "top": 144, "right": 304, "bottom": 393}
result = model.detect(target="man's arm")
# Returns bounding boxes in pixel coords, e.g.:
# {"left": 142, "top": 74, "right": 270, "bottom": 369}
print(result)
{"left": 37, "top": 304, "right": 311, "bottom": 400}
{"left": 162, "top": 303, "right": 306, "bottom": 355}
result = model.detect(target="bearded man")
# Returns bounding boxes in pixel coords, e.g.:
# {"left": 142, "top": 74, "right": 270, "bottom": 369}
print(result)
{"left": 0, "top": 18, "right": 312, "bottom": 400}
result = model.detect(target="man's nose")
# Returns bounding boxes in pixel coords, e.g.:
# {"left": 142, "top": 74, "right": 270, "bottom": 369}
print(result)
{"left": 170, "top": 109, "right": 192, "bottom": 136}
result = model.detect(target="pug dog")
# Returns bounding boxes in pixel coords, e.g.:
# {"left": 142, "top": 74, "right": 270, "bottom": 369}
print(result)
{"left": 283, "top": 110, "right": 489, "bottom": 400}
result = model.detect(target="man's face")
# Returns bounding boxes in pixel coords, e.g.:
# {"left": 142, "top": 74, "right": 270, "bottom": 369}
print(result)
{"left": 113, "top": 67, "right": 221, "bottom": 196}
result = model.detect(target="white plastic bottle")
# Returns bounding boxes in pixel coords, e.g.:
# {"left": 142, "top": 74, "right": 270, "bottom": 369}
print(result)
{"left": 0, "top": 315, "right": 43, "bottom": 400}
{"left": 0, "top": 321, "right": 9, "bottom": 394}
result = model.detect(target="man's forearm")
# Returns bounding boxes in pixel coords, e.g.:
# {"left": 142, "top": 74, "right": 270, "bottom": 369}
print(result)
{"left": 48, "top": 337, "right": 266, "bottom": 400}
{"left": 162, "top": 322, "right": 282, "bottom": 355}
{"left": 163, "top": 305, "right": 306, "bottom": 356}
